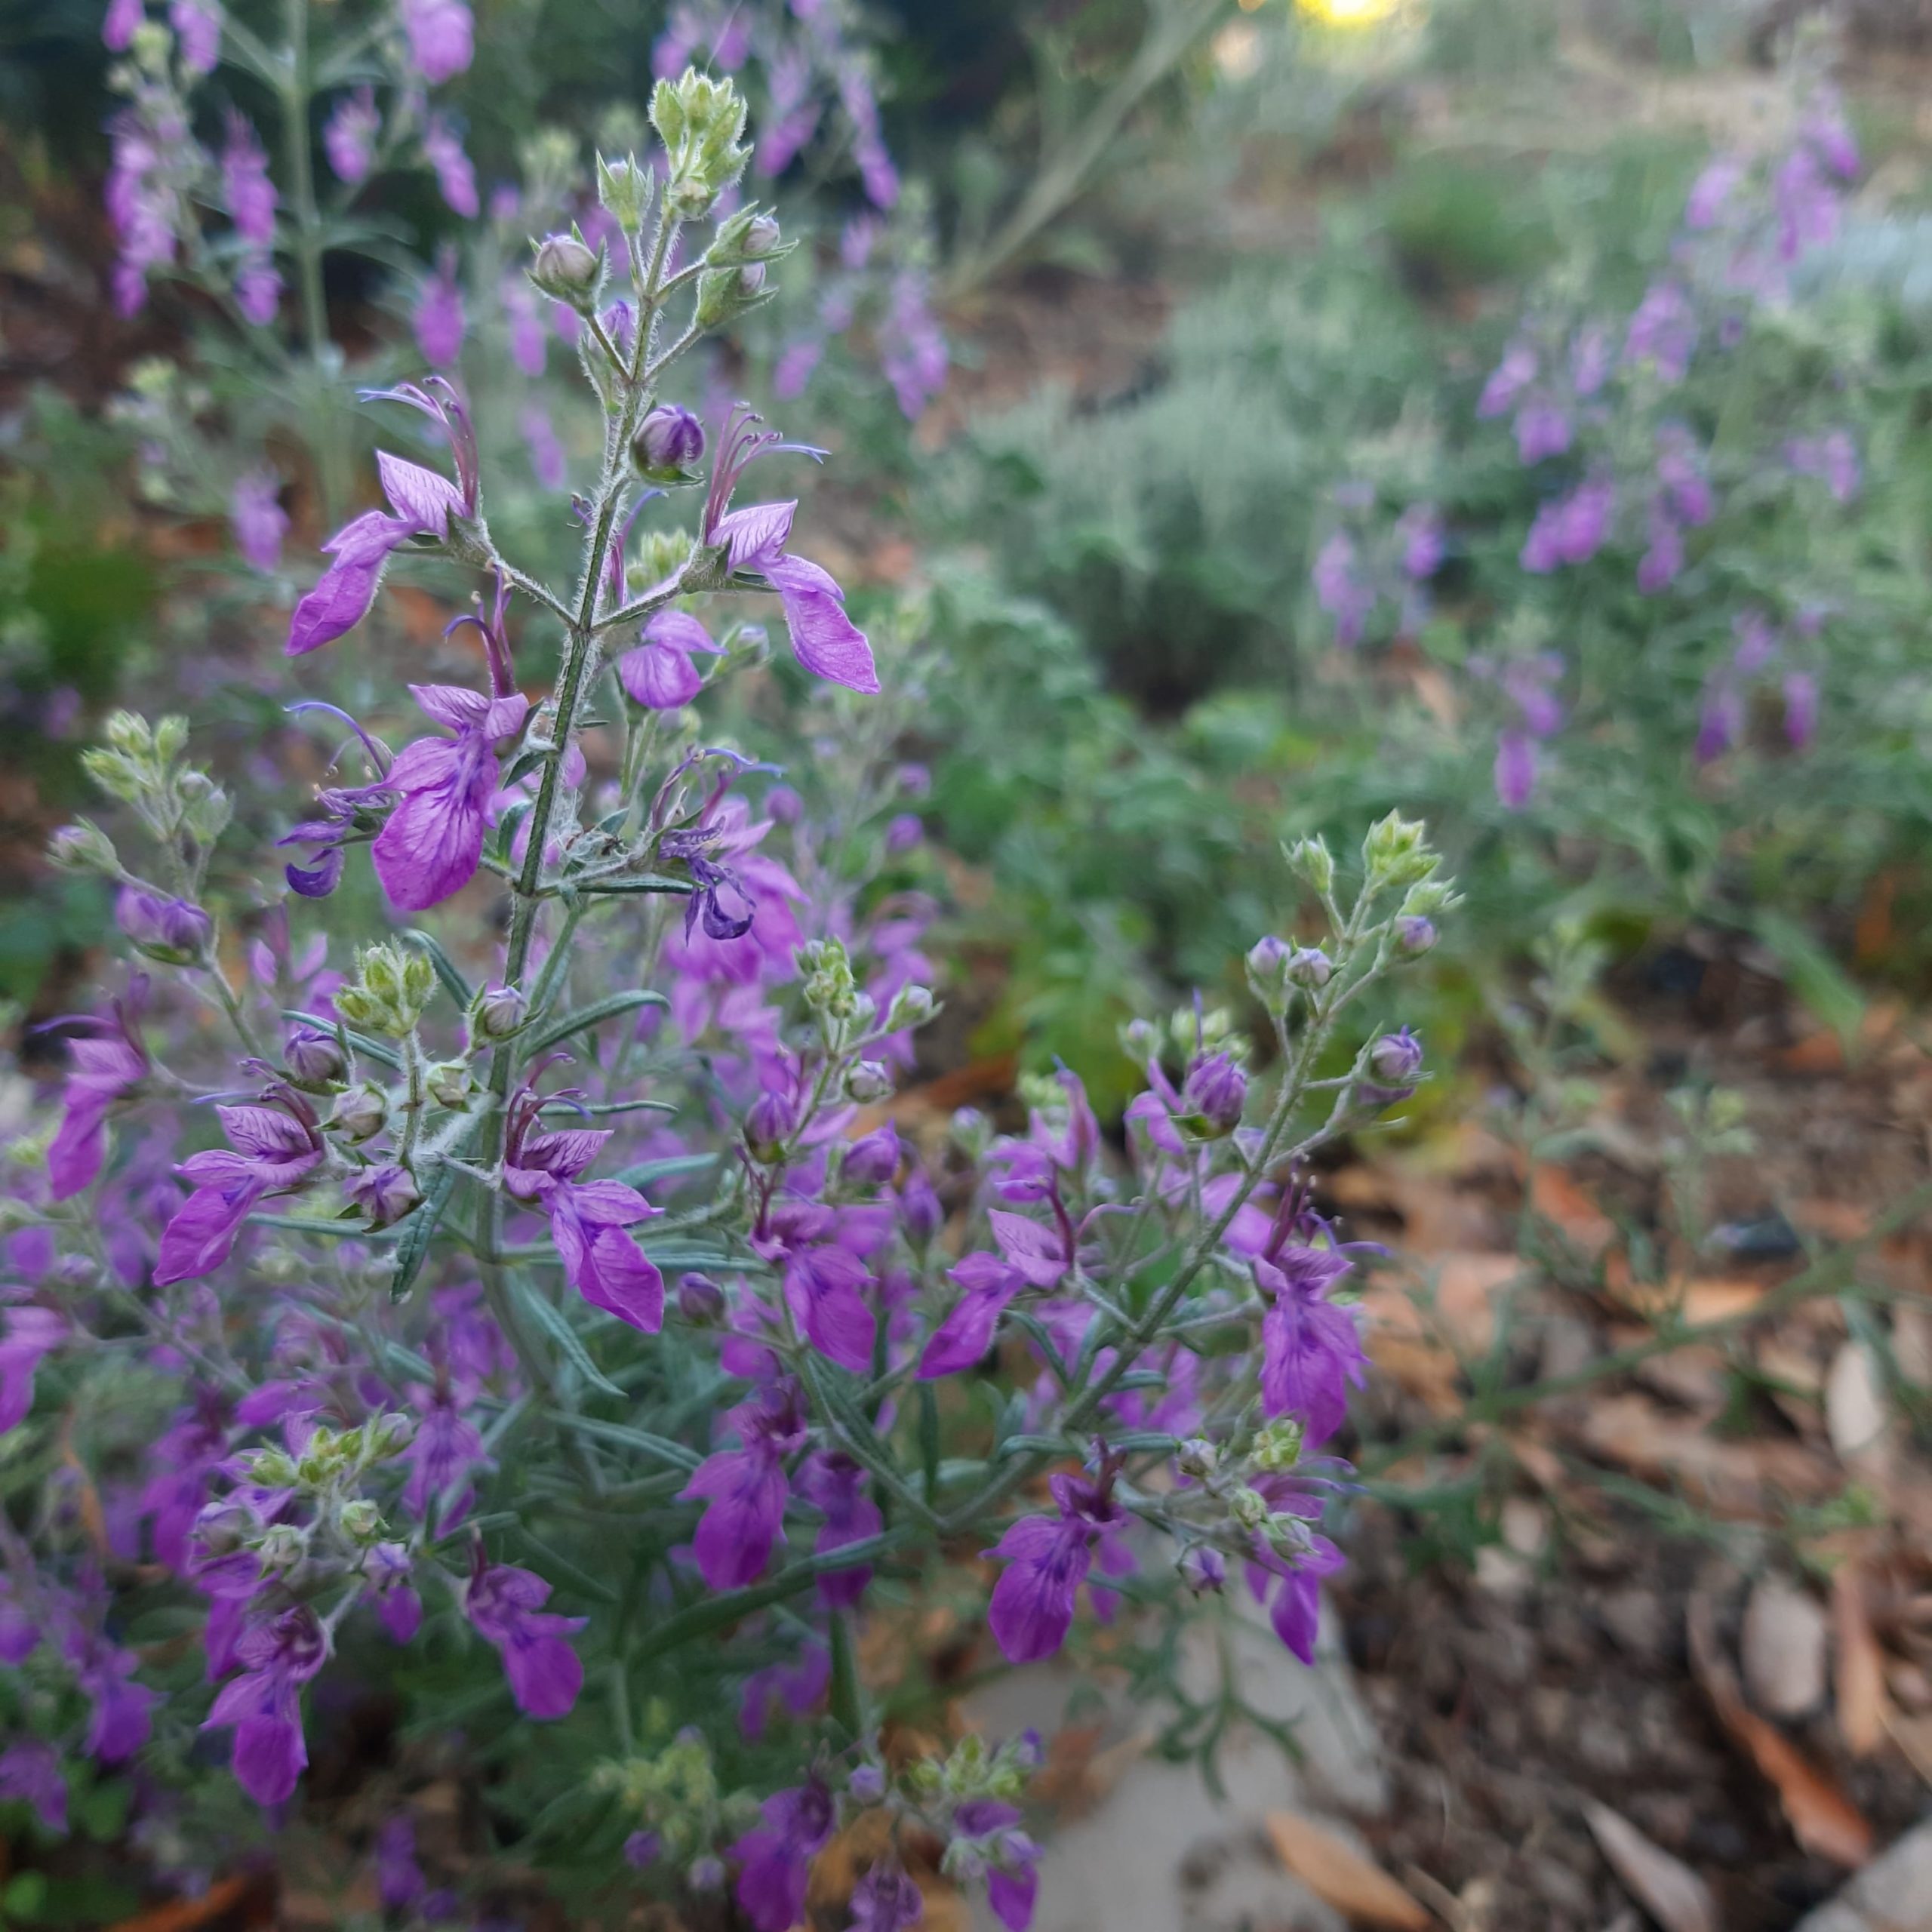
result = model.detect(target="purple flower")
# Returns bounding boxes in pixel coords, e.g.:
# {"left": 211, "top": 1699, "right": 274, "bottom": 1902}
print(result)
{"left": 952, "top": 1800, "right": 1041, "bottom": 1932}
{"left": 169, "top": 0, "right": 219, "bottom": 71}
{"left": 1784, "top": 669, "right": 1819, "bottom": 751}
{"left": 1312, "top": 532, "right": 1374, "bottom": 649}
{"left": 503, "top": 1090, "right": 663, "bottom": 1332}
{"left": 0, "top": 1303, "right": 64, "bottom": 1435}
{"left": 423, "top": 115, "right": 478, "bottom": 218}
{"left": 414, "top": 248, "right": 466, "bottom": 368}
{"left": 731, "top": 1778, "right": 836, "bottom": 1932}
{"left": 1656, "top": 425, "right": 1714, "bottom": 525}
{"left": 44, "top": 989, "right": 149, "bottom": 1199}
{"left": 679, "top": 1381, "right": 807, "bottom": 1589}
{"left": 1244, "top": 1513, "right": 1346, "bottom": 1665}
{"left": 1256, "top": 1245, "right": 1364, "bottom": 1444}
{"left": 702, "top": 406, "right": 878, "bottom": 694}
{"left": 851, "top": 1863, "right": 925, "bottom": 1932}
{"left": 398, "top": 0, "right": 474, "bottom": 83}
{"left": 103, "top": 0, "right": 143, "bottom": 51}
{"left": 780, "top": 1237, "right": 876, "bottom": 1373}
{"left": 799, "top": 1451, "right": 881, "bottom": 1607}
{"left": 1685, "top": 155, "right": 1744, "bottom": 230}
{"left": 115, "top": 884, "right": 212, "bottom": 962}
{"left": 617, "top": 611, "right": 721, "bottom": 710}
{"left": 740, "top": 1642, "right": 829, "bottom": 1741}
{"left": 634, "top": 403, "right": 706, "bottom": 481}
{"left": 1570, "top": 323, "right": 1612, "bottom": 398}
{"left": 1788, "top": 430, "right": 1860, "bottom": 504}
{"left": 1395, "top": 505, "right": 1444, "bottom": 581}
{"left": 1695, "top": 684, "right": 1743, "bottom": 763}
{"left": 1624, "top": 281, "right": 1696, "bottom": 383}
{"left": 986, "top": 1462, "right": 1128, "bottom": 1663}
{"left": 1494, "top": 728, "right": 1538, "bottom": 810}
{"left": 376, "top": 1817, "right": 426, "bottom": 1911}
{"left": 520, "top": 404, "right": 565, "bottom": 489}
{"left": 1636, "top": 500, "right": 1684, "bottom": 593}
{"left": 222, "top": 115, "right": 275, "bottom": 247}
{"left": 879, "top": 269, "right": 948, "bottom": 418}
{"left": 1775, "top": 145, "right": 1840, "bottom": 262}
{"left": 464, "top": 1558, "right": 585, "bottom": 1718}
{"left": 154, "top": 1095, "right": 325, "bottom": 1285}
{"left": 67, "top": 1620, "right": 157, "bottom": 1764}
{"left": 919, "top": 1244, "right": 1027, "bottom": 1383}
{"left": 235, "top": 259, "right": 282, "bottom": 328}
{"left": 231, "top": 470, "right": 288, "bottom": 572}
{"left": 1805, "top": 93, "right": 1861, "bottom": 181}
{"left": 0, "top": 1740, "right": 66, "bottom": 1834}
{"left": 1520, "top": 477, "right": 1613, "bottom": 573}
{"left": 325, "top": 88, "right": 379, "bottom": 185}
{"left": 205, "top": 1604, "right": 328, "bottom": 1806}
{"left": 1478, "top": 342, "right": 1536, "bottom": 417}
{"left": 1183, "top": 1051, "right": 1247, "bottom": 1135}
{"left": 1513, "top": 397, "right": 1571, "bottom": 463}
{"left": 625, "top": 1829, "right": 662, "bottom": 1869}
{"left": 401, "top": 1386, "right": 488, "bottom": 1521}
{"left": 372, "top": 683, "right": 528, "bottom": 910}
{"left": 288, "top": 379, "right": 478, "bottom": 654}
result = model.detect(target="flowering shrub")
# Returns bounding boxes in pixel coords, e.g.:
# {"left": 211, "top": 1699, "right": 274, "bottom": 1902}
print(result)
{"left": 6, "top": 59, "right": 1452, "bottom": 1924}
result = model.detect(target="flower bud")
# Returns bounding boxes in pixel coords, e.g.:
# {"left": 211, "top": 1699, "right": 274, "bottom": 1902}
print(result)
{"left": 425, "top": 1060, "right": 471, "bottom": 1108}
{"left": 1179, "top": 1546, "right": 1226, "bottom": 1595}
{"left": 595, "top": 152, "right": 654, "bottom": 231}
{"left": 899, "top": 1171, "right": 942, "bottom": 1246}
{"left": 676, "top": 1272, "right": 726, "bottom": 1324}
{"left": 710, "top": 205, "right": 786, "bottom": 264}
{"left": 1251, "top": 1417, "right": 1304, "bottom": 1473}
{"left": 694, "top": 262, "right": 766, "bottom": 330}
{"left": 630, "top": 404, "right": 706, "bottom": 483}
{"left": 848, "top": 1764, "right": 888, "bottom": 1804}
{"left": 745, "top": 1089, "right": 796, "bottom": 1161}
{"left": 843, "top": 1124, "right": 900, "bottom": 1188}
{"left": 328, "top": 1085, "right": 388, "bottom": 1143}
{"left": 884, "top": 983, "right": 936, "bottom": 1032}
{"left": 885, "top": 813, "right": 923, "bottom": 855}
{"left": 1369, "top": 1026, "right": 1424, "bottom": 1088}
{"left": 843, "top": 1060, "right": 893, "bottom": 1104}
{"left": 1395, "top": 915, "right": 1437, "bottom": 955}
{"left": 951, "top": 1107, "right": 992, "bottom": 1160}
{"left": 1182, "top": 1051, "right": 1247, "bottom": 1137}
{"left": 48, "top": 820, "right": 118, "bottom": 875}
{"left": 339, "top": 1497, "right": 383, "bottom": 1543}
{"left": 530, "top": 232, "right": 601, "bottom": 306}
{"left": 472, "top": 983, "right": 528, "bottom": 1041}
{"left": 285, "top": 1026, "right": 346, "bottom": 1086}
{"left": 347, "top": 1164, "right": 421, "bottom": 1228}
{"left": 1175, "top": 1438, "right": 1218, "bottom": 1481}
{"left": 1243, "top": 936, "right": 1292, "bottom": 1007}
{"left": 1287, "top": 946, "right": 1333, "bottom": 989}
{"left": 116, "top": 885, "right": 212, "bottom": 964}
{"left": 1361, "top": 811, "right": 1438, "bottom": 889}
{"left": 1285, "top": 834, "right": 1334, "bottom": 895}
{"left": 766, "top": 783, "right": 802, "bottom": 825}
{"left": 688, "top": 1857, "right": 726, "bottom": 1894}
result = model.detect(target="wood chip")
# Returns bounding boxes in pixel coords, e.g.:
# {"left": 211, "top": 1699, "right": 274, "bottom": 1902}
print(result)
{"left": 1687, "top": 1593, "right": 1875, "bottom": 1867}
{"left": 1529, "top": 1165, "right": 1617, "bottom": 1257}
{"left": 1266, "top": 1813, "right": 1434, "bottom": 1929}
{"left": 1833, "top": 1561, "right": 1892, "bottom": 1758}
{"left": 1582, "top": 1801, "right": 1718, "bottom": 1932}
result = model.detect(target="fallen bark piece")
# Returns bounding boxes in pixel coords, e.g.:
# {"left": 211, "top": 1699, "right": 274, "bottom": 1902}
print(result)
{"left": 1582, "top": 1801, "right": 1718, "bottom": 1932}
{"left": 1265, "top": 1812, "right": 1433, "bottom": 1930}
{"left": 1687, "top": 1594, "right": 1875, "bottom": 1868}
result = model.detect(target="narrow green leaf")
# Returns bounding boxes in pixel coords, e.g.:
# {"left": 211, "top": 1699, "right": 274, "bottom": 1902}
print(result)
{"left": 522, "top": 989, "right": 671, "bottom": 1058}
{"left": 401, "top": 928, "right": 475, "bottom": 1007}
{"left": 514, "top": 1281, "right": 626, "bottom": 1396}
{"left": 829, "top": 1607, "right": 866, "bottom": 1740}
{"left": 546, "top": 1411, "right": 701, "bottom": 1470}
{"left": 577, "top": 874, "right": 696, "bottom": 897}
{"left": 613, "top": 1152, "right": 719, "bottom": 1188}
{"left": 1749, "top": 909, "right": 1866, "bottom": 1059}
{"left": 917, "top": 1383, "right": 941, "bottom": 1498}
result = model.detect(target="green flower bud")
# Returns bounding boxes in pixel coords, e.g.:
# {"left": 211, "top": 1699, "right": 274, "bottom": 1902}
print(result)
{"left": 426, "top": 1060, "right": 472, "bottom": 1109}
{"left": 328, "top": 1085, "right": 388, "bottom": 1143}
{"left": 694, "top": 261, "right": 769, "bottom": 331}
{"left": 1361, "top": 810, "right": 1438, "bottom": 889}
{"left": 1284, "top": 833, "right": 1335, "bottom": 896}
{"left": 884, "top": 983, "right": 937, "bottom": 1032}
{"left": 338, "top": 1498, "right": 383, "bottom": 1543}
{"left": 530, "top": 232, "right": 603, "bottom": 307}
{"left": 595, "top": 152, "right": 654, "bottom": 232}
{"left": 843, "top": 1060, "right": 892, "bottom": 1103}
